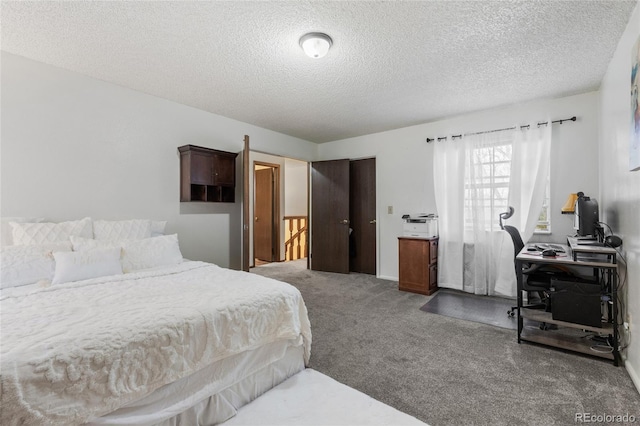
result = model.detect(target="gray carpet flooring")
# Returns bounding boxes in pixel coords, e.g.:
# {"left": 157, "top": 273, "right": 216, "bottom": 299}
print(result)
{"left": 252, "top": 259, "right": 640, "bottom": 426}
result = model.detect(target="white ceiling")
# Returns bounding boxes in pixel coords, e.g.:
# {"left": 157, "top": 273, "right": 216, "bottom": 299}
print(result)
{"left": 1, "top": 1, "right": 637, "bottom": 143}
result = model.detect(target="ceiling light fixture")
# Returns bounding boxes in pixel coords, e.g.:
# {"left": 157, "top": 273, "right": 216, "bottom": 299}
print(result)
{"left": 299, "top": 32, "right": 332, "bottom": 59}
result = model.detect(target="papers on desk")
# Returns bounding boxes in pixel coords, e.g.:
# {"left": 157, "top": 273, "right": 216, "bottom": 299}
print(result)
{"left": 522, "top": 247, "right": 569, "bottom": 258}
{"left": 534, "top": 243, "right": 565, "bottom": 253}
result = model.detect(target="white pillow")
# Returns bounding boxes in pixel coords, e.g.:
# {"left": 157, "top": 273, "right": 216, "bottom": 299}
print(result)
{"left": 1, "top": 242, "right": 72, "bottom": 288}
{"left": 11, "top": 217, "right": 93, "bottom": 246}
{"left": 151, "top": 220, "right": 167, "bottom": 237}
{"left": 93, "top": 219, "right": 152, "bottom": 241}
{"left": 121, "top": 234, "right": 183, "bottom": 273}
{"left": 52, "top": 247, "right": 123, "bottom": 285}
{"left": 71, "top": 236, "right": 119, "bottom": 252}
{"left": 1, "top": 217, "right": 44, "bottom": 246}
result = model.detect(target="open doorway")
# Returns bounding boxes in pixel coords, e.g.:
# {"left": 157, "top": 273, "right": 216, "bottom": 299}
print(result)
{"left": 282, "top": 158, "right": 308, "bottom": 264}
{"left": 250, "top": 152, "right": 308, "bottom": 268}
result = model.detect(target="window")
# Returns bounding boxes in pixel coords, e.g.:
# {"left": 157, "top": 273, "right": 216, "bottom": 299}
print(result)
{"left": 463, "top": 138, "right": 512, "bottom": 232}
{"left": 463, "top": 137, "right": 550, "bottom": 233}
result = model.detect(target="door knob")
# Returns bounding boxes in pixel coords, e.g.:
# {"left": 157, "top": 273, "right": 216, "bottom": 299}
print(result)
{"left": 340, "top": 219, "right": 349, "bottom": 224}
{"left": 255, "top": 217, "right": 259, "bottom": 221}
{"left": 369, "top": 219, "right": 377, "bottom": 224}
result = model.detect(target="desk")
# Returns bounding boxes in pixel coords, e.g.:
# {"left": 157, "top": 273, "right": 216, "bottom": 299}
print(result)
{"left": 515, "top": 243, "right": 619, "bottom": 365}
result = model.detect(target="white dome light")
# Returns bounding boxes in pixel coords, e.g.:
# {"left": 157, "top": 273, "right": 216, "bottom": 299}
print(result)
{"left": 299, "top": 32, "right": 333, "bottom": 59}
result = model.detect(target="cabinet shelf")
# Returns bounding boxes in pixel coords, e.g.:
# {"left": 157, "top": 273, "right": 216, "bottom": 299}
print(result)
{"left": 521, "top": 308, "right": 613, "bottom": 333}
{"left": 188, "top": 184, "right": 235, "bottom": 203}
{"left": 179, "top": 145, "right": 237, "bottom": 203}
{"left": 520, "top": 326, "right": 614, "bottom": 361}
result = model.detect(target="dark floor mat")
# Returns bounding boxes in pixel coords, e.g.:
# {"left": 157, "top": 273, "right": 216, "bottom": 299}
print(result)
{"left": 420, "top": 290, "right": 517, "bottom": 330}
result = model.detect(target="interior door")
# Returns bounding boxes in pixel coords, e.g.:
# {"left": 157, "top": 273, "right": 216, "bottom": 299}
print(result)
{"left": 254, "top": 168, "right": 274, "bottom": 261}
{"left": 350, "top": 158, "right": 376, "bottom": 274}
{"left": 242, "top": 136, "right": 249, "bottom": 271}
{"left": 311, "top": 159, "right": 350, "bottom": 273}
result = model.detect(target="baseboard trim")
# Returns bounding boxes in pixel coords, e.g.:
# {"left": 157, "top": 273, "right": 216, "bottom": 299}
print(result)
{"left": 378, "top": 275, "right": 398, "bottom": 281}
{"left": 625, "top": 357, "right": 640, "bottom": 394}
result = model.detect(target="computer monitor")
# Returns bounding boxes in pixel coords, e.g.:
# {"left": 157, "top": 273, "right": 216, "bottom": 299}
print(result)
{"left": 574, "top": 195, "right": 599, "bottom": 237}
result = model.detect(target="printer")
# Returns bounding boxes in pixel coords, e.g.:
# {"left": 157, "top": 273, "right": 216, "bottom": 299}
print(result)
{"left": 402, "top": 213, "right": 438, "bottom": 238}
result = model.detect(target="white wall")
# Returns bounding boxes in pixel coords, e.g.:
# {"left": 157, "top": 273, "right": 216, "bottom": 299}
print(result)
{"left": 318, "top": 92, "right": 600, "bottom": 280}
{"left": 598, "top": 2, "right": 640, "bottom": 390}
{"left": 284, "top": 158, "right": 308, "bottom": 217}
{"left": 0, "top": 52, "right": 317, "bottom": 269}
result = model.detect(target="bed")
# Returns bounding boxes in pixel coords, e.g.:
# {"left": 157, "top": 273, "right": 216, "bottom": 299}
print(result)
{"left": 0, "top": 218, "right": 312, "bottom": 425}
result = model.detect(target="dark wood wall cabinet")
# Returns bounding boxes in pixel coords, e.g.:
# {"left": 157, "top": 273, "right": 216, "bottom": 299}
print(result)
{"left": 179, "top": 145, "right": 238, "bottom": 202}
{"left": 398, "top": 237, "right": 438, "bottom": 295}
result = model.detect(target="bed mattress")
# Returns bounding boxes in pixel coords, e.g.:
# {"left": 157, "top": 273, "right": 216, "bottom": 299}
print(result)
{"left": 93, "top": 342, "right": 305, "bottom": 425}
{"left": 221, "top": 369, "right": 428, "bottom": 426}
{"left": 0, "top": 261, "right": 312, "bottom": 426}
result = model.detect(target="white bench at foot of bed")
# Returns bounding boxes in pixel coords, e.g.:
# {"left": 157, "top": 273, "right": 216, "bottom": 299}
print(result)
{"left": 221, "top": 369, "right": 428, "bottom": 426}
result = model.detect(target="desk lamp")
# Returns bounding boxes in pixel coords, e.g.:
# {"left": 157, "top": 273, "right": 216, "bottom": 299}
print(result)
{"left": 561, "top": 193, "right": 579, "bottom": 214}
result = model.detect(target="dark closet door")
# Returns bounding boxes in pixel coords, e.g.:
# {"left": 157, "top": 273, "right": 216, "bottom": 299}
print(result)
{"left": 254, "top": 168, "right": 274, "bottom": 261}
{"left": 350, "top": 158, "right": 376, "bottom": 274}
{"left": 311, "top": 159, "right": 350, "bottom": 273}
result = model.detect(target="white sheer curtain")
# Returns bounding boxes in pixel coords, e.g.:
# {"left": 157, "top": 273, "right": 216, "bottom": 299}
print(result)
{"left": 507, "top": 124, "right": 552, "bottom": 243}
{"left": 461, "top": 131, "right": 515, "bottom": 296}
{"left": 433, "top": 124, "right": 551, "bottom": 297}
{"left": 433, "top": 137, "right": 465, "bottom": 290}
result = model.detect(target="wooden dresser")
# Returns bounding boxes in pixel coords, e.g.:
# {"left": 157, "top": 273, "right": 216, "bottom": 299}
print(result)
{"left": 398, "top": 237, "right": 438, "bottom": 295}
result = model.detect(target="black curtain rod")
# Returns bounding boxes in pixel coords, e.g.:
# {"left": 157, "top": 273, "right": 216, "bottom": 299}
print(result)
{"left": 425, "top": 116, "right": 577, "bottom": 143}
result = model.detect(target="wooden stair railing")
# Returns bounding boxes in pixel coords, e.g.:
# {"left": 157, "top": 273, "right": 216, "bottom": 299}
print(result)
{"left": 284, "top": 216, "right": 308, "bottom": 261}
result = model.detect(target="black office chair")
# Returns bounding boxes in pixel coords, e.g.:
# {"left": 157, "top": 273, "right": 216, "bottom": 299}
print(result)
{"left": 499, "top": 207, "right": 571, "bottom": 318}
{"left": 504, "top": 225, "right": 548, "bottom": 315}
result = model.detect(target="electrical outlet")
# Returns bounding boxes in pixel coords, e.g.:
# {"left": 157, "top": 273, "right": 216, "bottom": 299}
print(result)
{"left": 388, "top": 206, "right": 393, "bottom": 214}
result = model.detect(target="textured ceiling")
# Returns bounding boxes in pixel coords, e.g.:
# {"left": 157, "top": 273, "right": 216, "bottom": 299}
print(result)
{"left": 1, "top": 1, "right": 637, "bottom": 143}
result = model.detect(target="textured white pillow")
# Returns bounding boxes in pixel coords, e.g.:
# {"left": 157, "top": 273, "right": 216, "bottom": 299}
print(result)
{"left": 151, "top": 220, "right": 167, "bottom": 237}
{"left": 70, "top": 236, "right": 120, "bottom": 252}
{"left": 93, "top": 219, "right": 152, "bottom": 241}
{"left": 1, "top": 217, "right": 44, "bottom": 247}
{"left": 121, "top": 234, "right": 183, "bottom": 273}
{"left": 52, "top": 247, "right": 123, "bottom": 285}
{"left": 1, "top": 242, "right": 72, "bottom": 288}
{"left": 11, "top": 217, "right": 93, "bottom": 246}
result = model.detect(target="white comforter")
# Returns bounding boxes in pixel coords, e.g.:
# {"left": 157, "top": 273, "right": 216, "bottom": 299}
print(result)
{"left": 0, "top": 261, "right": 312, "bottom": 426}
